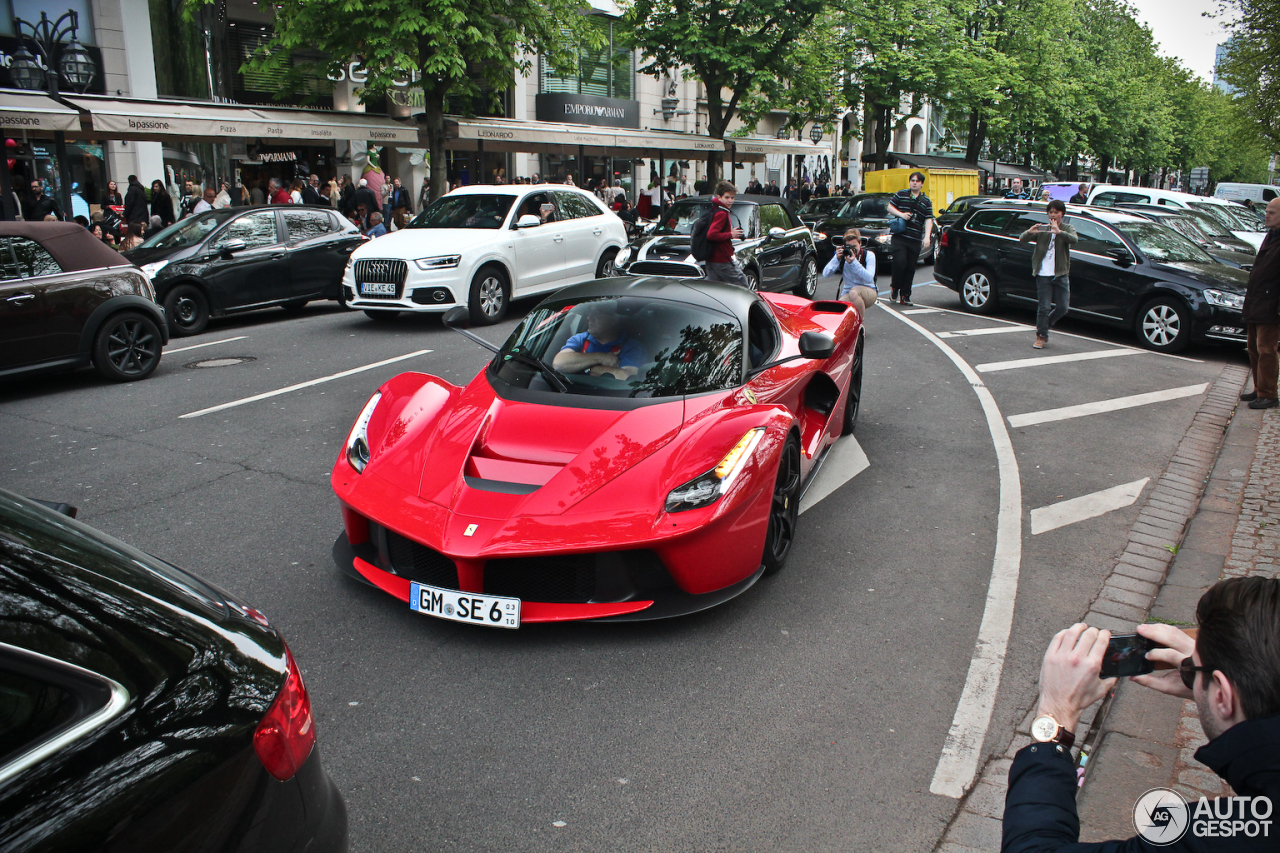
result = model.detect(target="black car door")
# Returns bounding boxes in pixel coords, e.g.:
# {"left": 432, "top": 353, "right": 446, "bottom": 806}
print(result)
{"left": 201, "top": 210, "right": 291, "bottom": 310}
{"left": 282, "top": 209, "right": 345, "bottom": 299}
{"left": 998, "top": 212, "right": 1048, "bottom": 303}
{"left": 1066, "top": 219, "right": 1140, "bottom": 321}
{"left": 0, "top": 237, "right": 55, "bottom": 370}
{"left": 756, "top": 204, "right": 794, "bottom": 290}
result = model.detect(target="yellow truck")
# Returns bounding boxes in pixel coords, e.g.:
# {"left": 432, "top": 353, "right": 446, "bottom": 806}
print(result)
{"left": 863, "top": 168, "right": 980, "bottom": 216}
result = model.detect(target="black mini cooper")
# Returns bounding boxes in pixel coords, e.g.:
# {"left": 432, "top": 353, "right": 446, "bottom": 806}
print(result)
{"left": 613, "top": 195, "right": 820, "bottom": 297}
{"left": 935, "top": 201, "right": 1249, "bottom": 352}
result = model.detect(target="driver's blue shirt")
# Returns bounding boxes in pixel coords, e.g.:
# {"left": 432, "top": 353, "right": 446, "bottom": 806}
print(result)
{"left": 562, "top": 332, "right": 644, "bottom": 369}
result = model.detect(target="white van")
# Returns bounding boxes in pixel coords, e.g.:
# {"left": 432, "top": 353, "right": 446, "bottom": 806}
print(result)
{"left": 1087, "top": 184, "right": 1266, "bottom": 250}
{"left": 1214, "top": 182, "right": 1279, "bottom": 205}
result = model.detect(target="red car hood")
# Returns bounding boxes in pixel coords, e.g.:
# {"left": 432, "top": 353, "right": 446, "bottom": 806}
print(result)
{"left": 406, "top": 380, "right": 686, "bottom": 519}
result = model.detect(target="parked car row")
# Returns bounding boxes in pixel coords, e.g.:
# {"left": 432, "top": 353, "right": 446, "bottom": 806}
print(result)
{"left": 796, "top": 193, "right": 934, "bottom": 268}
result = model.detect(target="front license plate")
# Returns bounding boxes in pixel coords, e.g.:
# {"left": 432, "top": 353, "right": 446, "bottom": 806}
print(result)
{"left": 359, "top": 281, "right": 397, "bottom": 296}
{"left": 409, "top": 581, "right": 520, "bottom": 629}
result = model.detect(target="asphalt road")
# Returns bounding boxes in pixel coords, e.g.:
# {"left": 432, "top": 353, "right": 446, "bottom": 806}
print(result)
{"left": 0, "top": 270, "right": 1247, "bottom": 851}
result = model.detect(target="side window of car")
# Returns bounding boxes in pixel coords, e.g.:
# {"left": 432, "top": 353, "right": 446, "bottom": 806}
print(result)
{"left": 1005, "top": 212, "right": 1049, "bottom": 236}
{"left": 1070, "top": 219, "right": 1127, "bottom": 256}
{"left": 9, "top": 237, "right": 61, "bottom": 277}
{"left": 0, "top": 239, "right": 19, "bottom": 281}
{"left": 966, "top": 210, "right": 1017, "bottom": 235}
{"left": 216, "top": 211, "right": 279, "bottom": 249}
{"left": 516, "top": 193, "right": 554, "bottom": 226}
{"left": 553, "top": 191, "right": 595, "bottom": 220}
{"left": 283, "top": 210, "right": 331, "bottom": 242}
{"left": 1095, "top": 192, "right": 1148, "bottom": 208}
{"left": 759, "top": 205, "right": 788, "bottom": 233}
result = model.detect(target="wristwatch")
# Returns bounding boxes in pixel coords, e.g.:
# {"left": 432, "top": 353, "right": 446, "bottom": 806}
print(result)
{"left": 1031, "top": 714, "right": 1076, "bottom": 749}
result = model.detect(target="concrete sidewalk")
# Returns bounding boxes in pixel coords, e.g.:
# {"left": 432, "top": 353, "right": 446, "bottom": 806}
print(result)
{"left": 937, "top": 362, "right": 1278, "bottom": 851}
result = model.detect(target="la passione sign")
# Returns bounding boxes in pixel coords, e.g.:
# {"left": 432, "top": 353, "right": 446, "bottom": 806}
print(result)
{"left": 535, "top": 93, "right": 639, "bottom": 129}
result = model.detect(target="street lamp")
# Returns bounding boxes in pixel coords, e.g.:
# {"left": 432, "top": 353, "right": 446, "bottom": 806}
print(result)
{"left": 776, "top": 126, "right": 790, "bottom": 140}
{"left": 809, "top": 123, "right": 823, "bottom": 144}
{"left": 8, "top": 44, "right": 46, "bottom": 91}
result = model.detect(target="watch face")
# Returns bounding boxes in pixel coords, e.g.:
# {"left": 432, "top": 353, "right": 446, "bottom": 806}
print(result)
{"left": 1031, "top": 715, "right": 1059, "bottom": 742}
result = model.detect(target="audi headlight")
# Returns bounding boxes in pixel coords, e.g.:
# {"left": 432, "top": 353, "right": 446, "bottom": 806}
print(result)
{"left": 344, "top": 392, "right": 382, "bottom": 473}
{"left": 414, "top": 255, "right": 461, "bottom": 270}
{"left": 139, "top": 260, "right": 169, "bottom": 278}
{"left": 665, "top": 428, "right": 766, "bottom": 513}
{"left": 1203, "top": 289, "right": 1245, "bottom": 310}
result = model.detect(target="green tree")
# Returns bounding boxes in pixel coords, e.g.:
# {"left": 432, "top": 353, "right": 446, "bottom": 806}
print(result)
{"left": 623, "top": 0, "right": 832, "bottom": 182}
{"left": 210, "top": 0, "right": 596, "bottom": 202}
{"left": 1218, "top": 0, "right": 1280, "bottom": 149}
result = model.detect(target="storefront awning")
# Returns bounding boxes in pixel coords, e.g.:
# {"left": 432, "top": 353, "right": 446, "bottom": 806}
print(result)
{"left": 0, "top": 91, "right": 81, "bottom": 133}
{"left": 62, "top": 96, "right": 418, "bottom": 144}
{"left": 445, "top": 116, "right": 725, "bottom": 156}
{"left": 726, "top": 137, "right": 825, "bottom": 161}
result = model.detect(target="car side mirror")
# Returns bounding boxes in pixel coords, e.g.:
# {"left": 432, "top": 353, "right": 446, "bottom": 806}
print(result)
{"left": 768, "top": 226, "right": 787, "bottom": 240}
{"left": 219, "top": 238, "right": 247, "bottom": 256}
{"left": 516, "top": 214, "right": 541, "bottom": 229}
{"left": 798, "top": 331, "right": 835, "bottom": 360}
{"left": 443, "top": 306, "right": 470, "bottom": 328}
{"left": 1107, "top": 247, "right": 1134, "bottom": 266}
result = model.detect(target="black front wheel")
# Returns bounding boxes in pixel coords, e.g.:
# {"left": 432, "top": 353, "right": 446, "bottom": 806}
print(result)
{"left": 762, "top": 435, "right": 802, "bottom": 576}
{"left": 793, "top": 256, "right": 819, "bottom": 298}
{"left": 468, "top": 265, "right": 509, "bottom": 325}
{"left": 163, "top": 284, "right": 210, "bottom": 337}
{"left": 842, "top": 337, "right": 864, "bottom": 435}
{"left": 93, "top": 312, "right": 162, "bottom": 382}
{"left": 743, "top": 268, "right": 760, "bottom": 292}
{"left": 1135, "top": 297, "right": 1192, "bottom": 353}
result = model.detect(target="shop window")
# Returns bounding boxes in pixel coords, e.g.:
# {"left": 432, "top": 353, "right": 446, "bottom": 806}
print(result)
{"left": 539, "top": 17, "right": 633, "bottom": 100}
{"left": 226, "top": 23, "right": 331, "bottom": 108}
{"left": 284, "top": 211, "right": 331, "bottom": 242}
{"left": 216, "top": 211, "right": 280, "bottom": 250}
{"left": 10, "top": 238, "right": 61, "bottom": 277}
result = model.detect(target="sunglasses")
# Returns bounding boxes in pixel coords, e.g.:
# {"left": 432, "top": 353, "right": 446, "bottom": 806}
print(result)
{"left": 1180, "top": 657, "right": 1214, "bottom": 690}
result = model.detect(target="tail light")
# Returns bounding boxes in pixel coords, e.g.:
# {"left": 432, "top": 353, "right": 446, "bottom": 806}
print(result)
{"left": 940, "top": 229, "right": 950, "bottom": 249}
{"left": 253, "top": 647, "right": 316, "bottom": 781}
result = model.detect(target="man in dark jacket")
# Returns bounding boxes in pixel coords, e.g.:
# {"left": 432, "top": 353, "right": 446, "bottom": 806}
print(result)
{"left": 122, "top": 175, "right": 149, "bottom": 225}
{"left": 1240, "top": 198, "right": 1280, "bottom": 408}
{"left": 389, "top": 177, "right": 413, "bottom": 228}
{"left": 704, "top": 180, "right": 747, "bottom": 287}
{"left": 353, "top": 178, "right": 379, "bottom": 229}
{"left": 1002, "top": 576, "right": 1280, "bottom": 852}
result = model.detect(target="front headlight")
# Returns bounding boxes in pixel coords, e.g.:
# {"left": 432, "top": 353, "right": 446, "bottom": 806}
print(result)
{"left": 875, "top": 234, "right": 891, "bottom": 244}
{"left": 665, "top": 427, "right": 766, "bottom": 513}
{"left": 1204, "top": 289, "right": 1245, "bottom": 310}
{"left": 813, "top": 231, "right": 827, "bottom": 242}
{"left": 414, "top": 255, "right": 461, "bottom": 270}
{"left": 344, "top": 392, "right": 382, "bottom": 473}
{"left": 615, "top": 247, "right": 633, "bottom": 268}
{"left": 139, "top": 260, "right": 169, "bottom": 278}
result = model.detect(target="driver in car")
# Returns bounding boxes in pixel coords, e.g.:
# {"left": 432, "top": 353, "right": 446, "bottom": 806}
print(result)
{"left": 552, "top": 301, "right": 644, "bottom": 380}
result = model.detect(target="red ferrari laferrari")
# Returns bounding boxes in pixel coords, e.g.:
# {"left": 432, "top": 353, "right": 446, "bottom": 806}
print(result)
{"left": 331, "top": 277, "right": 863, "bottom": 627}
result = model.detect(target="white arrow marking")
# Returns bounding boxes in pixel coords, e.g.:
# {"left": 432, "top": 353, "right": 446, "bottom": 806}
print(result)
{"left": 799, "top": 436, "right": 869, "bottom": 515}
{"left": 1031, "top": 478, "right": 1150, "bottom": 535}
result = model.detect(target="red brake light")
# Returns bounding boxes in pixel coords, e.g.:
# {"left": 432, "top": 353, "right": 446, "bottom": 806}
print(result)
{"left": 940, "top": 229, "right": 950, "bottom": 248}
{"left": 254, "top": 647, "right": 316, "bottom": 781}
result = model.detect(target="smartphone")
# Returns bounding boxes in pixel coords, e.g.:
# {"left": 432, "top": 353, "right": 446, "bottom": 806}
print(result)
{"left": 1100, "top": 633, "right": 1163, "bottom": 678}
{"left": 540, "top": 203, "right": 553, "bottom": 215}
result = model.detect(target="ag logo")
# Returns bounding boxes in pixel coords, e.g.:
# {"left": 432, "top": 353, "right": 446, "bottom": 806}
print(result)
{"left": 1134, "top": 787, "right": 1190, "bottom": 845}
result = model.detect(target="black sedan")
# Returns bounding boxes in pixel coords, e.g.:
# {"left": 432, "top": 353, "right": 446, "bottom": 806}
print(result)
{"left": 614, "top": 194, "right": 820, "bottom": 297}
{"left": 799, "top": 193, "right": 934, "bottom": 268}
{"left": 0, "top": 490, "right": 347, "bottom": 851}
{"left": 935, "top": 201, "right": 1249, "bottom": 352}
{"left": 126, "top": 206, "right": 365, "bottom": 336}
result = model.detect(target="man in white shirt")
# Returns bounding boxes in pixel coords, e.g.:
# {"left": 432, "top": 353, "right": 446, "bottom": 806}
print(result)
{"left": 213, "top": 180, "right": 231, "bottom": 208}
{"left": 191, "top": 187, "right": 216, "bottom": 215}
{"left": 1018, "top": 199, "right": 1078, "bottom": 349}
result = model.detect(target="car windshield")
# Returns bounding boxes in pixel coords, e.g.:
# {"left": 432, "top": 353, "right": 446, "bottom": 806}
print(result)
{"left": 491, "top": 294, "right": 743, "bottom": 399}
{"left": 655, "top": 201, "right": 757, "bottom": 237}
{"left": 408, "top": 194, "right": 515, "bottom": 229}
{"left": 1161, "top": 216, "right": 1212, "bottom": 246}
{"left": 798, "top": 198, "right": 848, "bottom": 216}
{"left": 138, "top": 210, "right": 233, "bottom": 249}
{"left": 1181, "top": 209, "right": 1234, "bottom": 239}
{"left": 1189, "top": 202, "right": 1256, "bottom": 233}
{"left": 848, "top": 197, "right": 890, "bottom": 218}
{"left": 1114, "top": 222, "right": 1216, "bottom": 264}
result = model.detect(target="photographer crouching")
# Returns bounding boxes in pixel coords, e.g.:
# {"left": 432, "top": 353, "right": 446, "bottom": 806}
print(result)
{"left": 822, "top": 228, "right": 879, "bottom": 312}
{"left": 1003, "top": 576, "right": 1280, "bottom": 851}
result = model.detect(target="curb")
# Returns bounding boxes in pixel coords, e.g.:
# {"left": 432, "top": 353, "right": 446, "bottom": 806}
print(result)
{"left": 934, "top": 363, "right": 1250, "bottom": 853}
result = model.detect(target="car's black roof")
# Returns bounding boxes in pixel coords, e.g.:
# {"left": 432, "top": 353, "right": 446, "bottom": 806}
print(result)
{"left": 965, "top": 199, "right": 1150, "bottom": 226}
{"left": 544, "top": 276, "right": 764, "bottom": 322}
{"left": 0, "top": 221, "right": 135, "bottom": 271}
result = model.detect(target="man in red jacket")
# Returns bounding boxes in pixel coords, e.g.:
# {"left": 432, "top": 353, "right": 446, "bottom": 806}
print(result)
{"left": 705, "top": 180, "right": 747, "bottom": 287}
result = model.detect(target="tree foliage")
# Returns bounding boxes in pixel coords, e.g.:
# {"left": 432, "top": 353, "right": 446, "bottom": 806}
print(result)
{"left": 1218, "top": 0, "right": 1280, "bottom": 150}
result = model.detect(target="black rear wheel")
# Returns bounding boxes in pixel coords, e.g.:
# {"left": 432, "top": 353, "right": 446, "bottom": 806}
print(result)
{"left": 959, "top": 267, "right": 998, "bottom": 315}
{"left": 93, "top": 312, "right": 162, "bottom": 382}
{"left": 762, "top": 435, "right": 802, "bottom": 576}
{"left": 842, "top": 337, "right": 864, "bottom": 435}
{"left": 793, "top": 256, "right": 819, "bottom": 298}
{"left": 163, "top": 284, "right": 209, "bottom": 337}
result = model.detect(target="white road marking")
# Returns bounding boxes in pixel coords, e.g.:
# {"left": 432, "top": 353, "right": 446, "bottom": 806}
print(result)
{"left": 877, "top": 303, "right": 1023, "bottom": 799}
{"left": 165, "top": 336, "right": 248, "bottom": 354}
{"left": 901, "top": 308, "right": 942, "bottom": 315}
{"left": 976, "top": 349, "right": 1138, "bottom": 373}
{"left": 180, "top": 349, "right": 433, "bottom": 419}
{"left": 1030, "top": 478, "right": 1150, "bottom": 535}
{"left": 1008, "top": 383, "right": 1209, "bottom": 428}
{"left": 937, "top": 326, "right": 1029, "bottom": 338}
{"left": 799, "top": 436, "right": 869, "bottom": 515}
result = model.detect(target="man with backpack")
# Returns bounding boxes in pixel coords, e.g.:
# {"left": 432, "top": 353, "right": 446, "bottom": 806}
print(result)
{"left": 694, "top": 181, "right": 748, "bottom": 287}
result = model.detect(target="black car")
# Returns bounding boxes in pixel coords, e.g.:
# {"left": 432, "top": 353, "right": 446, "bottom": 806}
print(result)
{"left": 1117, "top": 207, "right": 1255, "bottom": 270}
{"left": 935, "top": 201, "right": 1249, "bottom": 352}
{"left": 0, "top": 490, "right": 347, "bottom": 851}
{"left": 614, "top": 194, "right": 820, "bottom": 297}
{"left": 126, "top": 206, "right": 365, "bottom": 336}
{"left": 1115, "top": 203, "right": 1257, "bottom": 257}
{"left": 799, "top": 192, "right": 934, "bottom": 268}
{"left": 936, "top": 195, "right": 995, "bottom": 232}
{"left": 0, "top": 222, "right": 168, "bottom": 382}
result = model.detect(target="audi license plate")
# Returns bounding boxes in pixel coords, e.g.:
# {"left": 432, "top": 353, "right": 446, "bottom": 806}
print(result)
{"left": 410, "top": 581, "right": 520, "bottom": 628}
{"left": 359, "top": 281, "right": 397, "bottom": 296}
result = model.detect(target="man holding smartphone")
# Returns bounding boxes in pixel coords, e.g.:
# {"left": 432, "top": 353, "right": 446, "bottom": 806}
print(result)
{"left": 1002, "top": 577, "right": 1280, "bottom": 851}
